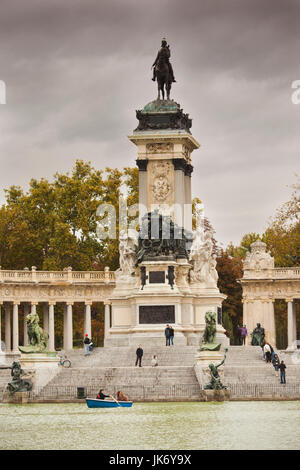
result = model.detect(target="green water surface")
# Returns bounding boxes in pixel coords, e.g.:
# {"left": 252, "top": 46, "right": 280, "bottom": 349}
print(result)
{"left": 0, "top": 401, "right": 299, "bottom": 450}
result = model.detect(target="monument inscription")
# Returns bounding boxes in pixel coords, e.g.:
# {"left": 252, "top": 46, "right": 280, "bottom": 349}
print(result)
{"left": 139, "top": 305, "right": 175, "bottom": 324}
{"left": 149, "top": 271, "right": 165, "bottom": 284}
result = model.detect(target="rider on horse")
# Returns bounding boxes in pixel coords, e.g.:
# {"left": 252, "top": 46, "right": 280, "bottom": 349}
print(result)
{"left": 152, "top": 38, "right": 176, "bottom": 83}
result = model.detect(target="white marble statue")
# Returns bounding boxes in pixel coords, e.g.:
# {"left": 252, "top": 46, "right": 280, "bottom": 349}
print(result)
{"left": 243, "top": 240, "right": 274, "bottom": 271}
{"left": 118, "top": 229, "right": 138, "bottom": 278}
{"left": 189, "top": 228, "right": 218, "bottom": 287}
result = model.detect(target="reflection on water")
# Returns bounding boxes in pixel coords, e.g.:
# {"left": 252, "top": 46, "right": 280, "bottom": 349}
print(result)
{"left": 0, "top": 401, "right": 299, "bottom": 450}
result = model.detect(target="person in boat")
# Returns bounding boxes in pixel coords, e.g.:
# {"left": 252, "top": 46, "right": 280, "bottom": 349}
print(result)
{"left": 97, "top": 389, "right": 110, "bottom": 400}
{"left": 116, "top": 390, "right": 129, "bottom": 401}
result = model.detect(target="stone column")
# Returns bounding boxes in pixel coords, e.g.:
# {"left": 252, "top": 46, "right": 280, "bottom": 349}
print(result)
{"left": 64, "top": 303, "right": 73, "bottom": 351}
{"left": 84, "top": 303, "right": 92, "bottom": 339}
{"left": 48, "top": 302, "right": 55, "bottom": 351}
{"left": 5, "top": 303, "right": 11, "bottom": 352}
{"left": 12, "top": 302, "right": 20, "bottom": 353}
{"left": 23, "top": 303, "right": 30, "bottom": 346}
{"left": 0, "top": 303, "right": 3, "bottom": 355}
{"left": 184, "top": 164, "right": 193, "bottom": 233}
{"left": 104, "top": 302, "right": 111, "bottom": 339}
{"left": 136, "top": 159, "right": 148, "bottom": 222}
{"left": 287, "top": 299, "right": 296, "bottom": 350}
{"left": 173, "top": 159, "right": 186, "bottom": 227}
{"left": 31, "top": 302, "right": 38, "bottom": 315}
{"left": 43, "top": 303, "right": 49, "bottom": 334}
{"left": 63, "top": 303, "right": 67, "bottom": 350}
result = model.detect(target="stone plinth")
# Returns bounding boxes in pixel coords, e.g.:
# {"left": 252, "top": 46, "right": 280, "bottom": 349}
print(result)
{"left": 203, "top": 389, "right": 230, "bottom": 402}
{"left": 20, "top": 353, "right": 59, "bottom": 389}
{"left": 3, "top": 391, "right": 30, "bottom": 404}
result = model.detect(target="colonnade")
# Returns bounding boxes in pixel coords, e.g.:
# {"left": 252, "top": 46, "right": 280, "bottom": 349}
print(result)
{"left": 0, "top": 301, "right": 112, "bottom": 354}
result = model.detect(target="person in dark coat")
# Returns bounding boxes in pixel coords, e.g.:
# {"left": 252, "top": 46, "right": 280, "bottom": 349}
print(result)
{"left": 169, "top": 326, "right": 174, "bottom": 345}
{"left": 97, "top": 389, "right": 110, "bottom": 400}
{"left": 279, "top": 361, "right": 287, "bottom": 384}
{"left": 84, "top": 334, "right": 91, "bottom": 356}
{"left": 135, "top": 345, "right": 143, "bottom": 367}
{"left": 165, "top": 325, "right": 171, "bottom": 346}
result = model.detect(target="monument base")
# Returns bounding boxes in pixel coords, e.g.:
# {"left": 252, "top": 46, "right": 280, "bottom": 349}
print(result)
{"left": 20, "top": 353, "right": 59, "bottom": 389}
{"left": 203, "top": 389, "right": 230, "bottom": 402}
{"left": 2, "top": 391, "right": 30, "bottom": 404}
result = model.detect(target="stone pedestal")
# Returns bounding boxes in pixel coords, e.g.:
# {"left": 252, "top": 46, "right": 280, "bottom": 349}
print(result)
{"left": 195, "top": 349, "right": 225, "bottom": 389}
{"left": 20, "top": 353, "right": 59, "bottom": 389}
{"left": 3, "top": 391, "right": 30, "bottom": 404}
{"left": 203, "top": 389, "right": 230, "bottom": 402}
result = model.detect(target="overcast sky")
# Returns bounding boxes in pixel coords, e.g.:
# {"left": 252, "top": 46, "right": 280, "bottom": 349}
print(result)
{"left": 0, "top": 0, "right": 299, "bottom": 248}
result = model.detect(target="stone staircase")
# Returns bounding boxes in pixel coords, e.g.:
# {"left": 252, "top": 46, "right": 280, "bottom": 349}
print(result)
{"left": 41, "top": 345, "right": 201, "bottom": 401}
{"left": 224, "top": 346, "right": 300, "bottom": 385}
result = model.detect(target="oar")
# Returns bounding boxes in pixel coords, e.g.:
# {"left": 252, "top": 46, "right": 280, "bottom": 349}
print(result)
{"left": 110, "top": 395, "right": 121, "bottom": 407}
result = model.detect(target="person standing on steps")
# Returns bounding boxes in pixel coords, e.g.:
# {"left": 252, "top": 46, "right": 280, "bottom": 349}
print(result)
{"left": 165, "top": 325, "right": 171, "bottom": 346}
{"left": 135, "top": 345, "right": 143, "bottom": 367}
{"left": 239, "top": 325, "right": 248, "bottom": 345}
{"left": 272, "top": 354, "right": 280, "bottom": 376}
{"left": 169, "top": 325, "right": 174, "bottom": 345}
{"left": 84, "top": 334, "right": 91, "bottom": 356}
{"left": 279, "top": 360, "right": 287, "bottom": 384}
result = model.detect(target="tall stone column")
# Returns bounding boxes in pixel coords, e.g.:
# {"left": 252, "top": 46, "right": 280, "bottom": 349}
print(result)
{"left": 63, "top": 303, "right": 67, "bottom": 350}
{"left": 84, "top": 303, "right": 92, "bottom": 339}
{"left": 5, "top": 303, "right": 11, "bottom": 353}
{"left": 173, "top": 159, "right": 186, "bottom": 228}
{"left": 184, "top": 164, "right": 193, "bottom": 233}
{"left": 43, "top": 303, "right": 49, "bottom": 334}
{"left": 64, "top": 303, "right": 73, "bottom": 351}
{"left": 136, "top": 159, "right": 148, "bottom": 222}
{"left": 12, "top": 302, "right": 20, "bottom": 354}
{"left": 287, "top": 299, "right": 296, "bottom": 350}
{"left": 0, "top": 303, "right": 3, "bottom": 355}
{"left": 48, "top": 302, "right": 55, "bottom": 351}
{"left": 104, "top": 302, "right": 111, "bottom": 340}
{"left": 23, "top": 303, "right": 30, "bottom": 346}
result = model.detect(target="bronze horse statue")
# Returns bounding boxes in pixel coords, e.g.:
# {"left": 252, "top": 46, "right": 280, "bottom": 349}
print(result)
{"left": 152, "top": 38, "right": 176, "bottom": 100}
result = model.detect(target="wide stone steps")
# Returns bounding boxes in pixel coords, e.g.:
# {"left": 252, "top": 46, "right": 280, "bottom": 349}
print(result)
{"left": 64, "top": 346, "right": 199, "bottom": 368}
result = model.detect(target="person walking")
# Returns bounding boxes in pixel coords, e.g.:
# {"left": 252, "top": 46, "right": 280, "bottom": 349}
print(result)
{"left": 272, "top": 354, "right": 280, "bottom": 376}
{"left": 239, "top": 325, "right": 248, "bottom": 346}
{"left": 84, "top": 334, "right": 91, "bottom": 356}
{"left": 263, "top": 342, "right": 272, "bottom": 363}
{"left": 165, "top": 325, "right": 171, "bottom": 346}
{"left": 279, "top": 361, "right": 287, "bottom": 384}
{"left": 169, "top": 326, "right": 174, "bottom": 345}
{"left": 135, "top": 345, "right": 143, "bottom": 367}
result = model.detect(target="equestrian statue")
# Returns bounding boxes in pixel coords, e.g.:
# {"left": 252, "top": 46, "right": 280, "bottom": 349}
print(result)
{"left": 152, "top": 38, "right": 176, "bottom": 100}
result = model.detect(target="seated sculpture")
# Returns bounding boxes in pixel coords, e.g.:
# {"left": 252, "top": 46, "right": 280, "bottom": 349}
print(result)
{"left": 19, "top": 311, "right": 49, "bottom": 354}
{"left": 200, "top": 311, "right": 221, "bottom": 351}
{"left": 251, "top": 323, "right": 265, "bottom": 346}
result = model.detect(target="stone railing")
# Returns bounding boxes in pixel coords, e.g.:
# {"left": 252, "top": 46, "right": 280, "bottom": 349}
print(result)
{"left": 0, "top": 267, "right": 116, "bottom": 284}
{"left": 243, "top": 267, "right": 300, "bottom": 280}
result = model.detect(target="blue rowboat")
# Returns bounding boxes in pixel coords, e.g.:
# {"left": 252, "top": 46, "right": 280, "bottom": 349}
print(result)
{"left": 86, "top": 398, "right": 133, "bottom": 408}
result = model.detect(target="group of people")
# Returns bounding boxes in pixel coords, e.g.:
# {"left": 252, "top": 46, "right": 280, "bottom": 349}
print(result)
{"left": 165, "top": 324, "right": 174, "bottom": 346}
{"left": 96, "top": 389, "right": 129, "bottom": 402}
{"left": 238, "top": 325, "right": 287, "bottom": 384}
{"left": 262, "top": 341, "right": 287, "bottom": 384}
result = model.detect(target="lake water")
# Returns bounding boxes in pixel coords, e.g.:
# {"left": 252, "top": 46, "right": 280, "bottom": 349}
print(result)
{"left": 0, "top": 401, "right": 299, "bottom": 450}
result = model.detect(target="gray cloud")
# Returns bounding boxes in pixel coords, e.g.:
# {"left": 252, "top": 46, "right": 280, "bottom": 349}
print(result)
{"left": 0, "top": 0, "right": 299, "bottom": 247}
